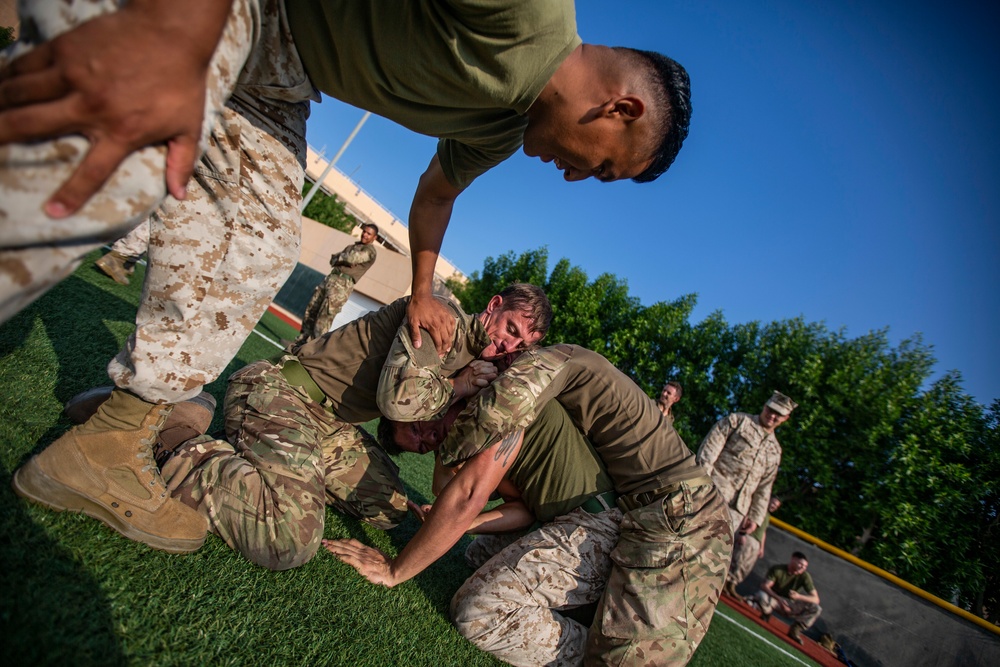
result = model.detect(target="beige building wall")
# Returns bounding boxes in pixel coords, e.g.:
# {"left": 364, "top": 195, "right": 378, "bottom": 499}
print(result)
{"left": 1, "top": 0, "right": 19, "bottom": 37}
{"left": 304, "top": 145, "right": 466, "bottom": 288}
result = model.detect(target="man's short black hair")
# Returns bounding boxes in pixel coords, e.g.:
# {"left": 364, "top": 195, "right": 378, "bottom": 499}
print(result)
{"left": 617, "top": 48, "right": 692, "bottom": 184}
{"left": 361, "top": 222, "right": 380, "bottom": 236}
{"left": 792, "top": 551, "right": 808, "bottom": 561}
{"left": 376, "top": 417, "right": 403, "bottom": 457}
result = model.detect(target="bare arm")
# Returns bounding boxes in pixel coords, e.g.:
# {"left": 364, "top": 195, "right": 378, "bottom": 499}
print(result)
{"left": 0, "top": 0, "right": 233, "bottom": 216}
{"left": 406, "top": 155, "right": 463, "bottom": 355}
{"left": 324, "top": 430, "right": 523, "bottom": 587}
{"left": 467, "top": 500, "right": 534, "bottom": 534}
{"left": 789, "top": 587, "right": 820, "bottom": 605}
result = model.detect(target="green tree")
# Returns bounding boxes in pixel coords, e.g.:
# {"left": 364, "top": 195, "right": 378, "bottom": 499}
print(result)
{"left": 301, "top": 181, "right": 357, "bottom": 233}
{"left": 0, "top": 27, "right": 14, "bottom": 50}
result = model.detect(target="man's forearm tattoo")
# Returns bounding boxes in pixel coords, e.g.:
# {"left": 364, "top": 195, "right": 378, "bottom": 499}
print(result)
{"left": 494, "top": 429, "right": 523, "bottom": 467}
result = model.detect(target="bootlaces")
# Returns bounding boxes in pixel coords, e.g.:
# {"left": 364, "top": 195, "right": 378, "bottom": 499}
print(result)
{"left": 137, "top": 405, "right": 172, "bottom": 498}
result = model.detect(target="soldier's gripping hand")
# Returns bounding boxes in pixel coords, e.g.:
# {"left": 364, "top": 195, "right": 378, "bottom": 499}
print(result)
{"left": 451, "top": 360, "right": 498, "bottom": 401}
{"left": 0, "top": 0, "right": 232, "bottom": 217}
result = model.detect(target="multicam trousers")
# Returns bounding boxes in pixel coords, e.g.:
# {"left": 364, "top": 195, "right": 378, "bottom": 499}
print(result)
{"left": 452, "top": 507, "right": 623, "bottom": 667}
{"left": 0, "top": 0, "right": 314, "bottom": 403}
{"left": 295, "top": 274, "right": 355, "bottom": 344}
{"left": 585, "top": 481, "right": 733, "bottom": 667}
{"left": 161, "top": 359, "right": 407, "bottom": 571}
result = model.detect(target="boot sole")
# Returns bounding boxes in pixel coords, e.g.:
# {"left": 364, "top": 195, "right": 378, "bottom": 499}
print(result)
{"left": 12, "top": 459, "right": 205, "bottom": 555}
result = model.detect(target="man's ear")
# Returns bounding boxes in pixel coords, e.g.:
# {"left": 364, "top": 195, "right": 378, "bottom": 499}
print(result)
{"left": 606, "top": 95, "right": 645, "bottom": 122}
{"left": 485, "top": 295, "right": 504, "bottom": 314}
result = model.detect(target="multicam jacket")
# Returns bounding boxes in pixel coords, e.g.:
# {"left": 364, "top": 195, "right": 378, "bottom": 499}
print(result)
{"left": 696, "top": 413, "right": 781, "bottom": 528}
{"left": 330, "top": 242, "right": 376, "bottom": 282}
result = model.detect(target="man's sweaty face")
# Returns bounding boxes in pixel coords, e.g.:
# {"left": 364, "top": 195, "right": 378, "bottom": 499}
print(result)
{"left": 481, "top": 308, "right": 541, "bottom": 360}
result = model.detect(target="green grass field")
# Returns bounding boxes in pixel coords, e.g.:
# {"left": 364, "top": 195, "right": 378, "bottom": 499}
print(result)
{"left": 0, "top": 251, "right": 819, "bottom": 666}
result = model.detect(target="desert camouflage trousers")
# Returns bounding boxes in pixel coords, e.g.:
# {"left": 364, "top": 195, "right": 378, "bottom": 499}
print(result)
{"left": 295, "top": 274, "right": 355, "bottom": 344}
{"left": 585, "top": 481, "right": 733, "bottom": 667}
{"left": 728, "top": 533, "right": 762, "bottom": 585}
{"left": 452, "top": 507, "right": 623, "bottom": 667}
{"left": 755, "top": 593, "right": 822, "bottom": 629}
{"left": 0, "top": 0, "right": 314, "bottom": 403}
{"left": 161, "top": 359, "right": 407, "bottom": 571}
{"left": 109, "top": 219, "right": 151, "bottom": 262}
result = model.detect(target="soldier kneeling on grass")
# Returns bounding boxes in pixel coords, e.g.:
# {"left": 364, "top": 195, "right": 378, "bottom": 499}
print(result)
{"left": 752, "top": 551, "right": 822, "bottom": 644}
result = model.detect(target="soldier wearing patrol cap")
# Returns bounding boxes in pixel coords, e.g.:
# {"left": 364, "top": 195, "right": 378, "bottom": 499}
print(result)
{"left": 697, "top": 390, "right": 798, "bottom": 566}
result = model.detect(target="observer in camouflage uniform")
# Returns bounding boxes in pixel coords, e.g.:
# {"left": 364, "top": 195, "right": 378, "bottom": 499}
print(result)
{"left": 697, "top": 409, "right": 786, "bottom": 532}
{"left": 294, "top": 240, "right": 378, "bottom": 345}
{"left": 440, "top": 344, "right": 733, "bottom": 667}
{"left": 162, "top": 296, "right": 489, "bottom": 570}
{"left": 0, "top": 0, "right": 313, "bottom": 404}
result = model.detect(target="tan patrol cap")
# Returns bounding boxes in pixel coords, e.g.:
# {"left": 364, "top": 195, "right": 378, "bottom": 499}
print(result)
{"left": 766, "top": 390, "right": 798, "bottom": 416}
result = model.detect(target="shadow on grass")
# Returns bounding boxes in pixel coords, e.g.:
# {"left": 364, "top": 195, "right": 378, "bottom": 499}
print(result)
{"left": 0, "top": 467, "right": 127, "bottom": 666}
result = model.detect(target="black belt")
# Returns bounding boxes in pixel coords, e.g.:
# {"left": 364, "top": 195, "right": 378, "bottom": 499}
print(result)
{"left": 617, "top": 475, "right": 714, "bottom": 513}
{"left": 580, "top": 491, "right": 619, "bottom": 514}
{"left": 278, "top": 357, "right": 326, "bottom": 405}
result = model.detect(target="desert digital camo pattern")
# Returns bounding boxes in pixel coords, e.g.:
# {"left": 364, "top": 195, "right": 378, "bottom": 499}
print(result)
{"left": 453, "top": 507, "right": 622, "bottom": 667}
{"left": 696, "top": 413, "right": 782, "bottom": 529}
{"left": 585, "top": 482, "right": 733, "bottom": 666}
{"left": 377, "top": 303, "right": 490, "bottom": 422}
{"left": 729, "top": 532, "right": 763, "bottom": 584}
{"left": 1, "top": 0, "right": 316, "bottom": 406}
{"left": 295, "top": 242, "right": 377, "bottom": 344}
{"left": 162, "top": 360, "right": 406, "bottom": 571}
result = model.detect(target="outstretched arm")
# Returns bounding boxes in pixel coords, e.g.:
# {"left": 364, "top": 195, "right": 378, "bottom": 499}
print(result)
{"left": 0, "top": 0, "right": 233, "bottom": 216}
{"left": 323, "top": 429, "right": 523, "bottom": 587}
{"left": 406, "top": 154, "right": 463, "bottom": 355}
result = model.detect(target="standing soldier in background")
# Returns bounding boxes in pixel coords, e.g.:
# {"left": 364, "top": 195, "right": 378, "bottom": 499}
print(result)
{"left": 292, "top": 223, "right": 378, "bottom": 347}
{"left": 93, "top": 218, "right": 151, "bottom": 286}
{"left": 657, "top": 380, "right": 682, "bottom": 424}
{"left": 697, "top": 391, "right": 797, "bottom": 537}
{"left": 724, "top": 494, "right": 782, "bottom": 597}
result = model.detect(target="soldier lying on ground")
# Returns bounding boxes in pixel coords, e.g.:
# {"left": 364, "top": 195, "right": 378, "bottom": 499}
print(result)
{"left": 326, "top": 344, "right": 733, "bottom": 667}
{"left": 15, "top": 284, "right": 551, "bottom": 565}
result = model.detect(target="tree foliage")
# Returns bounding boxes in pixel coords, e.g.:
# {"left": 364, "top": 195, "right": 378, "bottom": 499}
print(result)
{"left": 451, "top": 247, "right": 999, "bottom": 619}
{"left": 301, "top": 180, "right": 357, "bottom": 233}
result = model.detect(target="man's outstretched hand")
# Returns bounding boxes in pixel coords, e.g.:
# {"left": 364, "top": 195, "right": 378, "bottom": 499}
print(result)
{"left": 407, "top": 294, "right": 455, "bottom": 356}
{"left": 0, "top": 1, "right": 231, "bottom": 217}
{"left": 322, "top": 538, "right": 399, "bottom": 588}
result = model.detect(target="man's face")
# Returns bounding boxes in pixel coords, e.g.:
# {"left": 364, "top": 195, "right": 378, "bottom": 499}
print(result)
{"left": 522, "top": 105, "right": 654, "bottom": 183}
{"left": 479, "top": 296, "right": 543, "bottom": 361}
{"left": 360, "top": 226, "right": 377, "bottom": 244}
{"left": 759, "top": 406, "right": 790, "bottom": 432}
{"left": 391, "top": 420, "right": 448, "bottom": 455}
{"left": 788, "top": 556, "right": 808, "bottom": 576}
{"left": 768, "top": 497, "right": 782, "bottom": 513}
{"left": 659, "top": 384, "right": 680, "bottom": 407}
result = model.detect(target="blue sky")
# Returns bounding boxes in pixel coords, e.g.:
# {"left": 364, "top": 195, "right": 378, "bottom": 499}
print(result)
{"left": 303, "top": 1, "right": 999, "bottom": 404}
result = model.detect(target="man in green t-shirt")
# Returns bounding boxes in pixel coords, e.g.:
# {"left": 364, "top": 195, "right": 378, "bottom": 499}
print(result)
{"left": 753, "top": 551, "right": 823, "bottom": 644}
{"left": 4, "top": 0, "right": 694, "bottom": 551}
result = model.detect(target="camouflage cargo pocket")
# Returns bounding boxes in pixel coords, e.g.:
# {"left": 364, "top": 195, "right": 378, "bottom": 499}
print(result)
{"left": 598, "top": 535, "right": 690, "bottom": 641}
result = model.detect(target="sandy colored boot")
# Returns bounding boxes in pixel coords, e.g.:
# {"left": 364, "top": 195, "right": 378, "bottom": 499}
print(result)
{"left": 94, "top": 251, "right": 132, "bottom": 285}
{"left": 12, "top": 389, "right": 208, "bottom": 553}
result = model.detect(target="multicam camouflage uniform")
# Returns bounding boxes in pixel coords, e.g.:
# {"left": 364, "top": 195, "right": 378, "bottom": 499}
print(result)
{"left": 295, "top": 242, "right": 378, "bottom": 344}
{"left": 440, "top": 344, "right": 734, "bottom": 667}
{"left": 0, "top": 0, "right": 314, "bottom": 404}
{"left": 697, "top": 413, "right": 782, "bottom": 532}
{"left": 163, "top": 296, "right": 490, "bottom": 569}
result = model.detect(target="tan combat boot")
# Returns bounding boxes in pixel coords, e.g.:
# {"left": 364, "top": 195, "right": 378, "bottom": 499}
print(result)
{"left": 94, "top": 251, "right": 132, "bottom": 285}
{"left": 12, "top": 389, "right": 208, "bottom": 553}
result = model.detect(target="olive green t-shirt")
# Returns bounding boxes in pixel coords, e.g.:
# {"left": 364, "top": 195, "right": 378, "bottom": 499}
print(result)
{"left": 287, "top": 0, "right": 581, "bottom": 189}
{"left": 765, "top": 564, "right": 816, "bottom": 597}
{"left": 440, "top": 344, "right": 705, "bottom": 494}
{"left": 510, "top": 400, "right": 614, "bottom": 522}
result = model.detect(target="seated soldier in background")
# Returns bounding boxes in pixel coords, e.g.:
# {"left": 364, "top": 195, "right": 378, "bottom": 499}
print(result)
{"left": 753, "top": 551, "right": 822, "bottom": 644}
